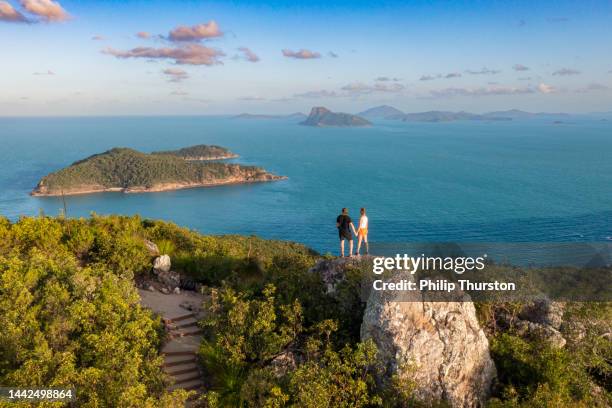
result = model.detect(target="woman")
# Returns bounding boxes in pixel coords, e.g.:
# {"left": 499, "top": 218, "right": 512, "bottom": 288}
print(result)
{"left": 356, "top": 208, "right": 369, "bottom": 256}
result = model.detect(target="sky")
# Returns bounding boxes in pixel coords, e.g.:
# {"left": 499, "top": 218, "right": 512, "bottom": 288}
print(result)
{"left": 1, "top": 0, "right": 611, "bottom": 116}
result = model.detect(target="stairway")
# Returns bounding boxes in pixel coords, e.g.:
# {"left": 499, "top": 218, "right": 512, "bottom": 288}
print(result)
{"left": 161, "top": 313, "right": 204, "bottom": 394}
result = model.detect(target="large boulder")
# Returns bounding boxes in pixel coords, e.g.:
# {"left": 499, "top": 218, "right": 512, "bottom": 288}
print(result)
{"left": 361, "top": 287, "right": 496, "bottom": 407}
{"left": 153, "top": 255, "right": 171, "bottom": 273}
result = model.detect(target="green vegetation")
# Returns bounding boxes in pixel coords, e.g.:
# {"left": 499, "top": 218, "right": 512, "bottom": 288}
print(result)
{"left": 152, "top": 145, "right": 238, "bottom": 160}
{"left": 0, "top": 215, "right": 609, "bottom": 407}
{"left": 32, "top": 147, "right": 281, "bottom": 196}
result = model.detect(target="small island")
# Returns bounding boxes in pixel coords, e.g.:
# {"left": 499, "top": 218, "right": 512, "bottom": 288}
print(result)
{"left": 32, "top": 146, "right": 285, "bottom": 197}
{"left": 152, "top": 144, "right": 238, "bottom": 160}
{"left": 300, "top": 107, "right": 371, "bottom": 127}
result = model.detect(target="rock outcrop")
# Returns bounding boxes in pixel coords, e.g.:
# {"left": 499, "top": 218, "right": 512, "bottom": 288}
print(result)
{"left": 300, "top": 107, "right": 371, "bottom": 127}
{"left": 361, "top": 287, "right": 496, "bottom": 407}
{"left": 153, "top": 255, "right": 171, "bottom": 273}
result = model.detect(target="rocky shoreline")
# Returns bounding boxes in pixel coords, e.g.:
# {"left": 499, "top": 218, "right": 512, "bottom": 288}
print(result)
{"left": 31, "top": 174, "right": 287, "bottom": 197}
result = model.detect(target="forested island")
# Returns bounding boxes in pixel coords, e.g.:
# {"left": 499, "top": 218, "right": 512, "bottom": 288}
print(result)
{"left": 31, "top": 146, "right": 284, "bottom": 196}
{"left": 152, "top": 145, "right": 238, "bottom": 160}
{"left": 300, "top": 107, "right": 372, "bottom": 127}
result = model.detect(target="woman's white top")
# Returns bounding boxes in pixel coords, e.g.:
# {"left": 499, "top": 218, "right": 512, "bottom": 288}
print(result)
{"left": 359, "top": 215, "right": 368, "bottom": 229}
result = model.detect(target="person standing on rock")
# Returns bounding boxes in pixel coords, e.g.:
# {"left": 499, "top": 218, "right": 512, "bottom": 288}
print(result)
{"left": 355, "top": 208, "right": 369, "bottom": 256}
{"left": 336, "top": 208, "right": 357, "bottom": 257}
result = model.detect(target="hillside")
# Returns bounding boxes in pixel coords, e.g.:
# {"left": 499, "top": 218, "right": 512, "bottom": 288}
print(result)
{"left": 0, "top": 215, "right": 609, "bottom": 407}
{"left": 32, "top": 147, "right": 284, "bottom": 196}
{"left": 152, "top": 144, "right": 238, "bottom": 160}
{"left": 357, "top": 105, "right": 404, "bottom": 119}
{"left": 300, "top": 107, "right": 371, "bottom": 127}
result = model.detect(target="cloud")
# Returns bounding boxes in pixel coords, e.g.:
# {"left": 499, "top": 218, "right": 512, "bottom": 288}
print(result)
{"left": 136, "top": 31, "right": 151, "bottom": 39}
{"left": 420, "top": 74, "right": 439, "bottom": 81}
{"left": 168, "top": 21, "right": 222, "bottom": 42}
{"left": 547, "top": 17, "right": 569, "bottom": 23}
{"left": 103, "top": 44, "right": 225, "bottom": 66}
{"left": 0, "top": 1, "right": 28, "bottom": 22}
{"left": 163, "top": 68, "right": 189, "bottom": 82}
{"left": 428, "top": 85, "right": 540, "bottom": 98}
{"left": 552, "top": 68, "right": 580, "bottom": 76}
{"left": 328, "top": 51, "right": 338, "bottom": 58}
{"left": 445, "top": 72, "right": 461, "bottom": 78}
{"left": 170, "top": 90, "right": 189, "bottom": 96}
{"left": 466, "top": 67, "right": 501, "bottom": 75}
{"left": 341, "top": 82, "right": 405, "bottom": 95}
{"left": 513, "top": 64, "right": 529, "bottom": 71}
{"left": 282, "top": 49, "right": 321, "bottom": 59}
{"left": 294, "top": 90, "right": 338, "bottom": 98}
{"left": 19, "top": 0, "right": 69, "bottom": 22}
{"left": 237, "top": 47, "right": 259, "bottom": 62}
{"left": 537, "top": 83, "right": 556, "bottom": 94}
{"left": 518, "top": 77, "right": 532, "bottom": 81}
{"left": 375, "top": 76, "right": 401, "bottom": 82}
{"left": 91, "top": 35, "right": 104, "bottom": 41}
{"left": 238, "top": 96, "right": 266, "bottom": 101}
{"left": 574, "top": 83, "right": 609, "bottom": 93}
{"left": 33, "top": 69, "right": 54, "bottom": 75}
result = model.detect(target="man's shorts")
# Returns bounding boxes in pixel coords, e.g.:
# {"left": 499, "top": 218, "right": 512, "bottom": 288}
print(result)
{"left": 339, "top": 230, "right": 352, "bottom": 240}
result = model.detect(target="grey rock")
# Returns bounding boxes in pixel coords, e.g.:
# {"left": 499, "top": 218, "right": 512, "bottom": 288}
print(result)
{"left": 173, "top": 287, "right": 181, "bottom": 294}
{"left": 147, "top": 285, "right": 155, "bottom": 292}
{"left": 157, "top": 269, "right": 181, "bottom": 289}
{"left": 519, "top": 298, "right": 564, "bottom": 330}
{"left": 361, "top": 279, "right": 495, "bottom": 408}
{"left": 153, "top": 255, "right": 171, "bottom": 273}
{"left": 144, "top": 239, "right": 160, "bottom": 256}
{"left": 160, "top": 287, "right": 170, "bottom": 294}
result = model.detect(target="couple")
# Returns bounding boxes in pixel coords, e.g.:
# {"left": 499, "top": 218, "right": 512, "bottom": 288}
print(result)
{"left": 336, "top": 207, "right": 369, "bottom": 257}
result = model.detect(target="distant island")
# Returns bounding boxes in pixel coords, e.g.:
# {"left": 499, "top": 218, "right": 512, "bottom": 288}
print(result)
{"left": 300, "top": 107, "right": 371, "bottom": 127}
{"left": 32, "top": 146, "right": 285, "bottom": 197}
{"left": 232, "top": 113, "right": 307, "bottom": 121}
{"left": 354, "top": 105, "right": 572, "bottom": 122}
{"left": 152, "top": 145, "right": 238, "bottom": 160}
{"left": 357, "top": 105, "right": 404, "bottom": 119}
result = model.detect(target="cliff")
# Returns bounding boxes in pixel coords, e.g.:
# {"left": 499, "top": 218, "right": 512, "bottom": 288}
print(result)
{"left": 32, "top": 147, "right": 285, "bottom": 196}
{"left": 300, "top": 107, "right": 372, "bottom": 127}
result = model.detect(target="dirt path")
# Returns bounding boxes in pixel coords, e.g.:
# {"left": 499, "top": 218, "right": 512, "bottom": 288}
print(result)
{"left": 138, "top": 289, "right": 206, "bottom": 393}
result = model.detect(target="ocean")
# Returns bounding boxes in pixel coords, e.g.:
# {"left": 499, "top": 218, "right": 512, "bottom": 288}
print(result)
{"left": 1, "top": 116, "right": 610, "bottom": 253}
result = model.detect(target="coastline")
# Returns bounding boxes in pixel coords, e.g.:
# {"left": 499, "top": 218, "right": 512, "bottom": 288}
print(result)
{"left": 31, "top": 175, "right": 287, "bottom": 197}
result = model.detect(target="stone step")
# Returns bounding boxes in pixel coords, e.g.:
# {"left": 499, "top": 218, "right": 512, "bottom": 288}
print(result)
{"left": 163, "top": 356, "right": 197, "bottom": 368}
{"left": 162, "top": 350, "right": 197, "bottom": 357}
{"left": 173, "top": 371, "right": 202, "bottom": 384}
{"left": 167, "top": 319, "right": 199, "bottom": 330}
{"left": 165, "top": 363, "right": 199, "bottom": 376}
{"left": 168, "top": 378, "right": 203, "bottom": 392}
{"left": 164, "top": 313, "right": 196, "bottom": 324}
{"left": 169, "top": 328, "right": 204, "bottom": 338}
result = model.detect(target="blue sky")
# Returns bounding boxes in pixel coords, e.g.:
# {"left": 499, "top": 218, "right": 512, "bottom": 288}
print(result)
{"left": 1, "top": 0, "right": 611, "bottom": 115}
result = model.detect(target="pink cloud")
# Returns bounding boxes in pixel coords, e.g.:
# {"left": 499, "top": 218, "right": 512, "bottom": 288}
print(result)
{"left": 136, "top": 31, "right": 150, "bottom": 39}
{"left": 0, "top": 1, "right": 28, "bottom": 22}
{"left": 238, "top": 47, "right": 259, "bottom": 63}
{"left": 537, "top": 83, "right": 556, "bottom": 94}
{"left": 103, "top": 44, "right": 225, "bottom": 66}
{"left": 163, "top": 68, "right": 189, "bottom": 82}
{"left": 19, "top": 0, "right": 69, "bottom": 22}
{"left": 91, "top": 35, "right": 104, "bottom": 41}
{"left": 282, "top": 49, "right": 321, "bottom": 59}
{"left": 168, "top": 21, "right": 222, "bottom": 42}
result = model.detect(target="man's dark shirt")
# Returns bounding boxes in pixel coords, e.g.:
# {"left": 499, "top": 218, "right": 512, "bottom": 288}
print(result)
{"left": 337, "top": 214, "right": 352, "bottom": 234}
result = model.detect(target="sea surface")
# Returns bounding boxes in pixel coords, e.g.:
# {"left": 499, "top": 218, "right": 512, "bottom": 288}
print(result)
{"left": 0, "top": 116, "right": 610, "bottom": 253}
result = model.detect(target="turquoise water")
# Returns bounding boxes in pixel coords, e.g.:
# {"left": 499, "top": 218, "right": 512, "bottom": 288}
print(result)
{"left": 0, "top": 116, "right": 610, "bottom": 253}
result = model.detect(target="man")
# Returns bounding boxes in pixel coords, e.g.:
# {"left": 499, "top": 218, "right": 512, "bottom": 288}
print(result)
{"left": 336, "top": 208, "right": 357, "bottom": 257}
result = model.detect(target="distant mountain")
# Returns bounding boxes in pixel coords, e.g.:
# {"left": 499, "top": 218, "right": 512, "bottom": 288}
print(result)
{"left": 390, "top": 111, "right": 511, "bottom": 123}
{"left": 300, "top": 107, "right": 372, "bottom": 127}
{"left": 483, "top": 109, "right": 570, "bottom": 119}
{"left": 233, "top": 112, "right": 307, "bottom": 121}
{"left": 357, "top": 105, "right": 404, "bottom": 119}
